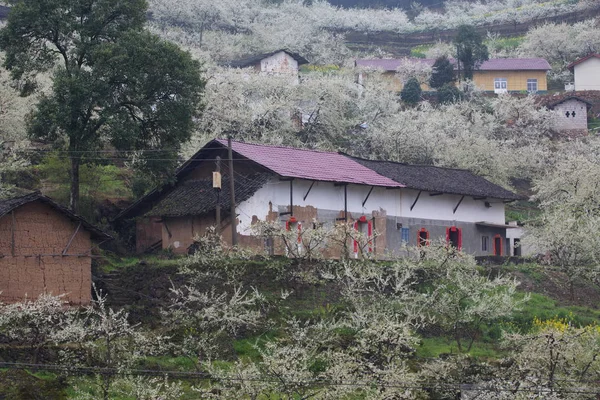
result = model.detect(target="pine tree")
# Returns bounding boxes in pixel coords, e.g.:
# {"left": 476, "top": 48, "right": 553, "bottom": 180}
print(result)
{"left": 429, "top": 56, "right": 455, "bottom": 89}
{"left": 401, "top": 77, "right": 422, "bottom": 105}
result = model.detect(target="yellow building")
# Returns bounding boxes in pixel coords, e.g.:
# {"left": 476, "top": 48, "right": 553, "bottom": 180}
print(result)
{"left": 355, "top": 58, "right": 551, "bottom": 94}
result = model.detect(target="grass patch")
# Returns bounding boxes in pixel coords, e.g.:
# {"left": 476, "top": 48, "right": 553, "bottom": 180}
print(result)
{"left": 486, "top": 35, "right": 525, "bottom": 51}
{"left": 410, "top": 44, "right": 431, "bottom": 58}
{"left": 140, "top": 356, "right": 198, "bottom": 371}
{"left": 505, "top": 200, "right": 539, "bottom": 222}
{"left": 234, "top": 331, "right": 280, "bottom": 361}
{"left": 417, "top": 337, "right": 501, "bottom": 359}
{"left": 512, "top": 292, "right": 600, "bottom": 332}
{"left": 99, "top": 252, "right": 183, "bottom": 272}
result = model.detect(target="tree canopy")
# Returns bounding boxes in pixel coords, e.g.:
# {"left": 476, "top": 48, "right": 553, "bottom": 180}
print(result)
{"left": 429, "top": 55, "right": 455, "bottom": 89}
{"left": 0, "top": 0, "right": 205, "bottom": 212}
{"left": 453, "top": 24, "right": 489, "bottom": 81}
{"left": 400, "top": 77, "right": 422, "bottom": 105}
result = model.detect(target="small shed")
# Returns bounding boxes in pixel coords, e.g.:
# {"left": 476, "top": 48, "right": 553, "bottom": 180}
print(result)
{"left": 0, "top": 193, "right": 111, "bottom": 305}
{"left": 547, "top": 96, "right": 592, "bottom": 136}
{"left": 568, "top": 54, "right": 600, "bottom": 91}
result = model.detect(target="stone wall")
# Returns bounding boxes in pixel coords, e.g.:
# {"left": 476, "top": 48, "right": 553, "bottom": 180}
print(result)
{"left": 0, "top": 202, "right": 92, "bottom": 304}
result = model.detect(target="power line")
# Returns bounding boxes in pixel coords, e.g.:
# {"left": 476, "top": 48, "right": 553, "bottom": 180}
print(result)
{"left": 0, "top": 362, "right": 599, "bottom": 394}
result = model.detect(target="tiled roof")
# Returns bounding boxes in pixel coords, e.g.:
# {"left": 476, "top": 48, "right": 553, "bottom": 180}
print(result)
{"left": 478, "top": 58, "right": 551, "bottom": 71}
{"left": 147, "top": 174, "right": 270, "bottom": 218}
{"left": 567, "top": 54, "right": 600, "bottom": 71}
{"left": 348, "top": 156, "right": 522, "bottom": 201}
{"left": 536, "top": 91, "right": 600, "bottom": 115}
{"left": 215, "top": 139, "right": 404, "bottom": 188}
{"left": 224, "top": 49, "right": 309, "bottom": 68}
{"left": 355, "top": 57, "right": 550, "bottom": 72}
{"left": 0, "top": 192, "right": 112, "bottom": 240}
{"left": 544, "top": 95, "right": 593, "bottom": 109}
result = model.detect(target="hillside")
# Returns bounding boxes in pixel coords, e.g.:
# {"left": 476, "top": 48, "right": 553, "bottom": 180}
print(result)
{"left": 344, "top": 5, "right": 600, "bottom": 56}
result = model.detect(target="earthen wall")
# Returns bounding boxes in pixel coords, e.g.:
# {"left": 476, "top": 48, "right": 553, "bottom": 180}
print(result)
{"left": 0, "top": 202, "right": 92, "bottom": 304}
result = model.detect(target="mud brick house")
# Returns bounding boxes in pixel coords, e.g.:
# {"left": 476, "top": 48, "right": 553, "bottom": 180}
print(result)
{"left": 0, "top": 193, "right": 111, "bottom": 305}
{"left": 355, "top": 57, "right": 551, "bottom": 94}
{"left": 567, "top": 54, "right": 600, "bottom": 91}
{"left": 118, "top": 140, "right": 521, "bottom": 258}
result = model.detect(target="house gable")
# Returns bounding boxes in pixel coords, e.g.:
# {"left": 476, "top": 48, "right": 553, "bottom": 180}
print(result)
{"left": 569, "top": 55, "right": 600, "bottom": 91}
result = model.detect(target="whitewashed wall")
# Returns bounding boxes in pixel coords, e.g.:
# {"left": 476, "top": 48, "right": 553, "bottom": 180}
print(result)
{"left": 236, "top": 177, "right": 506, "bottom": 233}
{"left": 260, "top": 52, "right": 299, "bottom": 75}
{"left": 574, "top": 57, "right": 600, "bottom": 91}
{"left": 400, "top": 188, "right": 506, "bottom": 225}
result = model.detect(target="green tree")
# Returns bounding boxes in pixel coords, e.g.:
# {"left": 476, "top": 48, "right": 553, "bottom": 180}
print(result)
{"left": 437, "top": 83, "right": 463, "bottom": 104}
{"left": 0, "top": 0, "right": 205, "bottom": 212}
{"left": 429, "top": 56, "right": 455, "bottom": 89}
{"left": 453, "top": 25, "right": 489, "bottom": 81}
{"left": 400, "top": 77, "right": 422, "bottom": 105}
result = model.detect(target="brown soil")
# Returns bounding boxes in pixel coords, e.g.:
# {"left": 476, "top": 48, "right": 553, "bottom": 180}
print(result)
{"left": 511, "top": 269, "right": 600, "bottom": 309}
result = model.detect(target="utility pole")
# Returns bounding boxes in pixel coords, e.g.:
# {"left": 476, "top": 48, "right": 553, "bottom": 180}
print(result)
{"left": 214, "top": 156, "right": 221, "bottom": 231}
{"left": 228, "top": 137, "right": 238, "bottom": 246}
{"left": 456, "top": 44, "right": 461, "bottom": 84}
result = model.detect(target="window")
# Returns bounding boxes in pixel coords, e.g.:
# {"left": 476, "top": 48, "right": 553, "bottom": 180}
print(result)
{"left": 417, "top": 228, "right": 429, "bottom": 247}
{"left": 446, "top": 226, "right": 462, "bottom": 250}
{"left": 494, "top": 78, "right": 507, "bottom": 90}
{"left": 482, "top": 236, "right": 489, "bottom": 252}
{"left": 401, "top": 227, "right": 410, "bottom": 244}
{"left": 353, "top": 216, "right": 373, "bottom": 256}
{"left": 527, "top": 79, "right": 538, "bottom": 93}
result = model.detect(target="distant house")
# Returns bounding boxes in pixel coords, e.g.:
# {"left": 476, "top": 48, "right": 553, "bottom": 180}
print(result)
{"left": 0, "top": 193, "right": 111, "bottom": 305}
{"left": 117, "top": 140, "right": 521, "bottom": 258}
{"left": 567, "top": 54, "right": 600, "bottom": 91}
{"left": 223, "top": 49, "right": 309, "bottom": 82}
{"left": 355, "top": 57, "right": 551, "bottom": 94}
{"left": 547, "top": 96, "right": 592, "bottom": 136}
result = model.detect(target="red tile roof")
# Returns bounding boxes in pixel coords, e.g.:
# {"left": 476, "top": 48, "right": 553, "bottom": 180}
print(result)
{"left": 355, "top": 57, "right": 550, "bottom": 72}
{"left": 567, "top": 54, "right": 600, "bottom": 71}
{"left": 215, "top": 139, "right": 404, "bottom": 188}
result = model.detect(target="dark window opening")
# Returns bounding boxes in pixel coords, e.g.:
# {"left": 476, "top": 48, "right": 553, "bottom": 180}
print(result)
{"left": 418, "top": 228, "right": 429, "bottom": 247}
{"left": 514, "top": 238, "right": 522, "bottom": 257}
{"left": 447, "top": 227, "right": 462, "bottom": 250}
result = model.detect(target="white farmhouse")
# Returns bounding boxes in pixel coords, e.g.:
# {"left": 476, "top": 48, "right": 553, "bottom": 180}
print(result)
{"left": 568, "top": 54, "right": 600, "bottom": 91}
{"left": 224, "top": 49, "right": 309, "bottom": 81}
{"left": 118, "top": 140, "right": 522, "bottom": 258}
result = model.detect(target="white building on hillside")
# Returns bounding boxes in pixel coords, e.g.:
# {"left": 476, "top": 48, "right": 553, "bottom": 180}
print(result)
{"left": 568, "top": 54, "right": 600, "bottom": 91}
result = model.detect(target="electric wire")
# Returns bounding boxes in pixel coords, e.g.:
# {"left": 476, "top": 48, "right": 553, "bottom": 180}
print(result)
{"left": 0, "top": 362, "right": 599, "bottom": 394}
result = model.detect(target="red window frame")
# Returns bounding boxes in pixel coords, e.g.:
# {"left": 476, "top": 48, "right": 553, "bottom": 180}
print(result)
{"left": 446, "top": 226, "right": 462, "bottom": 250}
{"left": 353, "top": 215, "right": 373, "bottom": 254}
{"left": 492, "top": 234, "right": 503, "bottom": 256}
{"left": 417, "top": 228, "right": 430, "bottom": 247}
{"left": 285, "top": 216, "right": 302, "bottom": 244}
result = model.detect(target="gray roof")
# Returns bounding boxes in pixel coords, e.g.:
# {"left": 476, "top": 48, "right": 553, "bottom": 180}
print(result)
{"left": 347, "top": 156, "right": 522, "bottom": 201}
{"left": 546, "top": 96, "right": 593, "bottom": 110}
{"left": 0, "top": 192, "right": 112, "bottom": 240}
{"left": 224, "top": 50, "right": 309, "bottom": 68}
{"left": 355, "top": 57, "right": 550, "bottom": 72}
{"left": 147, "top": 174, "right": 271, "bottom": 218}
